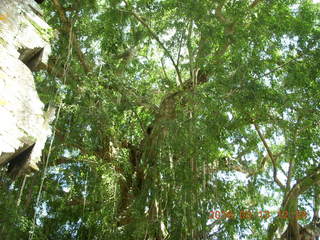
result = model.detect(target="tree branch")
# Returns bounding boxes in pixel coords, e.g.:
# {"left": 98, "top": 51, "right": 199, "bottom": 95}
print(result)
{"left": 52, "top": 0, "right": 91, "bottom": 73}
{"left": 253, "top": 123, "right": 285, "bottom": 190}
{"left": 283, "top": 167, "right": 320, "bottom": 210}
{"left": 250, "top": 0, "right": 264, "bottom": 8}
{"left": 215, "top": 2, "right": 229, "bottom": 24}
{"left": 123, "top": 0, "right": 182, "bottom": 86}
{"left": 259, "top": 53, "right": 304, "bottom": 80}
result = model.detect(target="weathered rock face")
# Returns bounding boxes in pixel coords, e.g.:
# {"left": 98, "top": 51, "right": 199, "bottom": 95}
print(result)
{"left": 0, "top": 0, "right": 55, "bottom": 177}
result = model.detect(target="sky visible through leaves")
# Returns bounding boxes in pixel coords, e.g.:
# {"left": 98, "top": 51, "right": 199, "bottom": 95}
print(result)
{"left": 2, "top": 0, "right": 320, "bottom": 240}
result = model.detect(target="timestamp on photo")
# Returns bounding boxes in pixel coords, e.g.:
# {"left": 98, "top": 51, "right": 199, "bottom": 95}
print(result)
{"left": 208, "top": 210, "right": 308, "bottom": 220}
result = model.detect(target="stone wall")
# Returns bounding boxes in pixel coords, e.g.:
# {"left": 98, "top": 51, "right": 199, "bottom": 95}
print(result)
{"left": 0, "top": 0, "right": 54, "bottom": 177}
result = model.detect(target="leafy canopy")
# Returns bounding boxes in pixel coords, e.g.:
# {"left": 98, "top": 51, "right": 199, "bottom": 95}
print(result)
{"left": 1, "top": 0, "right": 320, "bottom": 239}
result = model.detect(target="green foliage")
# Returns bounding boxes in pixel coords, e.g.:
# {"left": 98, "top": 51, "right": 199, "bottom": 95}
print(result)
{"left": 1, "top": 0, "right": 320, "bottom": 239}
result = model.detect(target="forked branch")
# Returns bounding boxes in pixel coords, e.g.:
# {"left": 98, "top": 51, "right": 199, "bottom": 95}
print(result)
{"left": 253, "top": 123, "right": 285, "bottom": 190}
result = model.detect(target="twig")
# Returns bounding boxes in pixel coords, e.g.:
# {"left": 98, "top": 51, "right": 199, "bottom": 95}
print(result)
{"left": 123, "top": 0, "right": 183, "bottom": 86}
{"left": 259, "top": 53, "right": 303, "bottom": 80}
